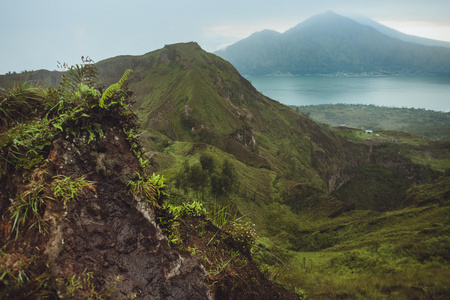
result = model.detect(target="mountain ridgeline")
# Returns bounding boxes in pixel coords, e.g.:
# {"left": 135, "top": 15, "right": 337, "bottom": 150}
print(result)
{"left": 351, "top": 15, "right": 450, "bottom": 48}
{"left": 215, "top": 11, "right": 450, "bottom": 75}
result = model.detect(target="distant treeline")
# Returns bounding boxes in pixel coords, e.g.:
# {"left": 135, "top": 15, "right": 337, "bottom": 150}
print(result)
{"left": 292, "top": 104, "right": 450, "bottom": 141}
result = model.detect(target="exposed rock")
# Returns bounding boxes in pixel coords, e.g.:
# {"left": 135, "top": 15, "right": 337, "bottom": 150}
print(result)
{"left": 44, "top": 122, "right": 212, "bottom": 299}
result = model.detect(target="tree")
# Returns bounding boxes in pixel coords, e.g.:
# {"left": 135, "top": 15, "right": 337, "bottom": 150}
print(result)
{"left": 210, "top": 159, "right": 237, "bottom": 198}
{"left": 199, "top": 153, "right": 215, "bottom": 173}
{"left": 188, "top": 163, "right": 209, "bottom": 199}
{"left": 221, "top": 159, "right": 236, "bottom": 193}
{"left": 210, "top": 171, "right": 223, "bottom": 198}
{"left": 175, "top": 160, "right": 190, "bottom": 194}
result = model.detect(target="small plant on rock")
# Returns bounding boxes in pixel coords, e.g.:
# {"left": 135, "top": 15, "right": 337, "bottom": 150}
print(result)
{"left": 180, "top": 200, "right": 206, "bottom": 217}
{"left": 127, "top": 173, "right": 167, "bottom": 209}
{"left": 51, "top": 174, "right": 96, "bottom": 206}
{"left": 57, "top": 269, "right": 120, "bottom": 300}
{"left": 9, "top": 181, "right": 47, "bottom": 239}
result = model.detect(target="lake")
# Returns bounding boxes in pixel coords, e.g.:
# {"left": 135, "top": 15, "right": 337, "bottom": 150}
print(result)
{"left": 245, "top": 75, "right": 450, "bottom": 112}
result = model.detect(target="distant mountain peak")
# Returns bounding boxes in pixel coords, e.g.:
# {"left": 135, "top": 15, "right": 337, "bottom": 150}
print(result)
{"left": 304, "top": 11, "right": 352, "bottom": 22}
{"left": 215, "top": 11, "right": 450, "bottom": 75}
{"left": 284, "top": 11, "right": 372, "bottom": 37}
{"left": 310, "top": 10, "right": 341, "bottom": 18}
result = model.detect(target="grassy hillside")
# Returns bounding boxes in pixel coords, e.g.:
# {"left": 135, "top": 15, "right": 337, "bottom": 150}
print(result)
{"left": 146, "top": 132, "right": 450, "bottom": 299}
{"left": 96, "top": 43, "right": 375, "bottom": 195}
{"left": 0, "top": 69, "right": 61, "bottom": 90}
{"left": 106, "top": 43, "right": 448, "bottom": 298}
{"left": 1, "top": 43, "right": 449, "bottom": 298}
{"left": 272, "top": 194, "right": 450, "bottom": 299}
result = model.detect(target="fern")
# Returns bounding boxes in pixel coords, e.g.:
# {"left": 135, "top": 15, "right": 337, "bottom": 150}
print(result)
{"left": 74, "top": 83, "right": 101, "bottom": 103}
{"left": 99, "top": 69, "right": 133, "bottom": 108}
{"left": 59, "top": 58, "right": 99, "bottom": 101}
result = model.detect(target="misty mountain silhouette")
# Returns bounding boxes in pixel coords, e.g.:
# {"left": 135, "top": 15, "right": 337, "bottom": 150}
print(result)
{"left": 215, "top": 11, "right": 450, "bottom": 75}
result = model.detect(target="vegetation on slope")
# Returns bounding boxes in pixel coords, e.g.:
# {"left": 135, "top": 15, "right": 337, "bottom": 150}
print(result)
{"left": 0, "top": 58, "right": 141, "bottom": 298}
{"left": 124, "top": 43, "right": 449, "bottom": 299}
{"left": 96, "top": 43, "right": 377, "bottom": 196}
{"left": 147, "top": 135, "right": 450, "bottom": 299}
{"left": 0, "top": 60, "right": 299, "bottom": 299}
{"left": 1, "top": 42, "right": 449, "bottom": 299}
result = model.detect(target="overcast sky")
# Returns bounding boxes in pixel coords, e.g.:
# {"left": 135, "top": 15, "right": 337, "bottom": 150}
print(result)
{"left": 1, "top": 0, "right": 450, "bottom": 74}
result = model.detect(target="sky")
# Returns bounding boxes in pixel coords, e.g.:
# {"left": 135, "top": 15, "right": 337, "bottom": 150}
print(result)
{"left": 1, "top": 0, "right": 450, "bottom": 74}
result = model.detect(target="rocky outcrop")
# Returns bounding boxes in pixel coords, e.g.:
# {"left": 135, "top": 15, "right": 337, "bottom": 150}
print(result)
{"left": 43, "top": 122, "right": 211, "bottom": 299}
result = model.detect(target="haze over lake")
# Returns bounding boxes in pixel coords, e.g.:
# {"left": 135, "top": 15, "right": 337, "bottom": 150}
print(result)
{"left": 246, "top": 75, "right": 450, "bottom": 112}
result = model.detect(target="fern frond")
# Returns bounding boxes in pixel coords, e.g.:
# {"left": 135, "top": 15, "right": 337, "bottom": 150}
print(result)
{"left": 117, "top": 69, "right": 133, "bottom": 87}
{"left": 99, "top": 69, "right": 132, "bottom": 108}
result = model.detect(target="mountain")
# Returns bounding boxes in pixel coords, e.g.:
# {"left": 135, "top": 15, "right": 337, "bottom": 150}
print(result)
{"left": 1, "top": 42, "right": 449, "bottom": 298}
{"left": 351, "top": 15, "right": 450, "bottom": 48}
{"left": 96, "top": 43, "right": 372, "bottom": 197}
{"left": 0, "top": 42, "right": 443, "bottom": 212}
{"left": 215, "top": 11, "right": 450, "bottom": 75}
{"left": 93, "top": 43, "right": 448, "bottom": 214}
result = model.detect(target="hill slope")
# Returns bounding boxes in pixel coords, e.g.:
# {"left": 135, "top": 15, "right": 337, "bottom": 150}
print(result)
{"left": 104, "top": 43, "right": 449, "bottom": 299}
{"left": 92, "top": 43, "right": 446, "bottom": 218}
{"left": 1, "top": 43, "right": 449, "bottom": 298}
{"left": 215, "top": 11, "right": 450, "bottom": 75}
{"left": 1, "top": 42, "right": 442, "bottom": 213}
{"left": 0, "top": 63, "right": 299, "bottom": 299}
{"left": 96, "top": 42, "right": 370, "bottom": 193}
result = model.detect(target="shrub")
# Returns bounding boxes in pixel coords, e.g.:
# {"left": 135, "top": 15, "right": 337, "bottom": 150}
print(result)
{"left": 225, "top": 219, "right": 258, "bottom": 251}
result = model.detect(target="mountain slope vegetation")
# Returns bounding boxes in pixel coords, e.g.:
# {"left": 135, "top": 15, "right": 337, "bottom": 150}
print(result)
{"left": 215, "top": 11, "right": 450, "bottom": 75}
{"left": 1, "top": 43, "right": 449, "bottom": 299}
{"left": 96, "top": 42, "right": 372, "bottom": 193}
{"left": 0, "top": 61, "right": 299, "bottom": 299}
{"left": 99, "top": 43, "right": 449, "bottom": 299}
{"left": 94, "top": 43, "right": 449, "bottom": 298}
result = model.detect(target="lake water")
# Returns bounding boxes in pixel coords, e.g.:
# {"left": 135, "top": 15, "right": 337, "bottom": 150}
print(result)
{"left": 245, "top": 75, "right": 450, "bottom": 112}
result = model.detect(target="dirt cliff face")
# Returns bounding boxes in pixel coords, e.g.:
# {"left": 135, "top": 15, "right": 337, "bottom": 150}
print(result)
{"left": 43, "top": 121, "right": 211, "bottom": 299}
